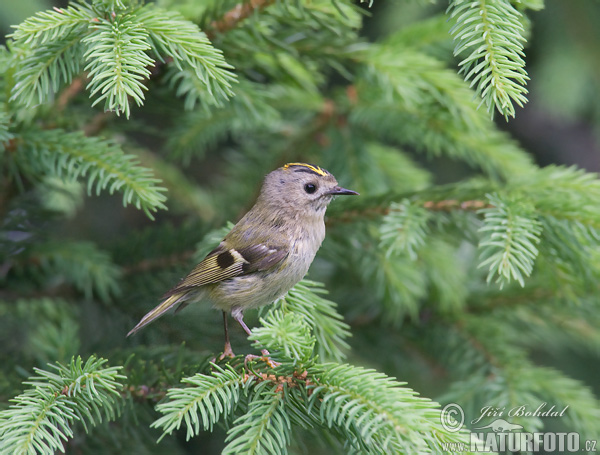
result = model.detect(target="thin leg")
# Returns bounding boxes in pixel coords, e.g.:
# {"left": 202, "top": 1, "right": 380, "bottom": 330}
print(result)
{"left": 220, "top": 311, "right": 234, "bottom": 359}
{"left": 232, "top": 307, "right": 253, "bottom": 336}
{"left": 232, "top": 307, "right": 273, "bottom": 359}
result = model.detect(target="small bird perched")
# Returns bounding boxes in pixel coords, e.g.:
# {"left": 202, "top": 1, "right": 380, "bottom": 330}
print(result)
{"left": 127, "top": 163, "right": 358, "bottom": 357}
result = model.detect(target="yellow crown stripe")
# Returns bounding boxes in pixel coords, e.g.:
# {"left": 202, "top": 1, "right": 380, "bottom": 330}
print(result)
{"left": 283, "top": 162, "right": 328, "bottom": 177}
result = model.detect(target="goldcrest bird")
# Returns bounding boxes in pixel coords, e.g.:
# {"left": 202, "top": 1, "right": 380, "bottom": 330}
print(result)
{"left": 127, "top": 163, "right": 358, "bottom": 357}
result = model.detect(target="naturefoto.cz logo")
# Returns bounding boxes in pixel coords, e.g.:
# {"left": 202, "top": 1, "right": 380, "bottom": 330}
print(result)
{"left": 439, "top": 402, "right": 598, "bottom": 453}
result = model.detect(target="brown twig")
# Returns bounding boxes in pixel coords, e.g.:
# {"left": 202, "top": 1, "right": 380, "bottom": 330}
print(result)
{"left": 242, "top": 367, "right": 312, "bottom": 394}
{"left": 423, "top": 199, "right": 491, "bottom": 211}
{"left": 56, "top": 77, "right": 85, "bottom": 111}
{"left": 83, "top": 111, "right": 112, "bottom": 136}
{"left": 327, "top": 199, "right": 490, "bottom": 226}
{"left": 206, "top": 0, "right": 276, "bottom": 39}
{"left": 53, "top": 74, "right": 113, "bottom": 135}
{"left": 125, "top": 384, "right": 167, "bottom": 402}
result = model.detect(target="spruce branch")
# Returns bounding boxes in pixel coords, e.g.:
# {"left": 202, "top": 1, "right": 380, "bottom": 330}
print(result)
{"left": 9, "top": 35, "right": 84, "bottom": 107}
{"left": 15, "top": 129, "right": 167, "bottom": 219}
{"left": 152, "top": 364, "right": 245, "bottom": 441}
{"left": 137, "top": 5, "right": 236, "bottom": 107}
{"left": 0, "top": 109, "right": 13, "bottom": 147}
{"left": 10, "top": 5, "right": 93, "bottom": 46}
{"left": 223, "top": 388, "right": 290, "bottom": 455}
{"left": 442, "top": 322, "right": 600, "bottom": 435}
{"left": 537, "top": 217, "right": 600, "bottom": 287}
{"left": 363, "top": 250, "right": 427, "bottom": 323}
{"left": 478, "top": 193, "right": 542, "bottom": 287}
{"left": 265, "top": 280, "right": 351, "bottom": 363}
{"left": 3, "top": 1, "right": 598, "bottom": 453}
{"left": 0, "top": 356, "right": 125, "bottom": 455}
{"left": 310, "top": 364, "right": 473, "bottom": 454}
{"left": 134, "top": 148, "right": 216, "bottom": 219}
{"left": 8, "top": 3, "right": 235, "bottom": 114}
{"left": 514, "top": 165, "right": 600, "bottom": 228}
{"left": 353, "top": 44, "right": 535, "bottom": 178}
{"left": 380, "top": 199, "right": 432, "bottom": 260}
{"left": 55, "top": 76, "right": 84, "bottom": 111}
{"left": 23, "top": 240, "right": 121, "bottom": 302}
{"left": 511, "top": 0, "right": 544, "bottom": 11}
{"left": 82, "top": 14, "right": 153, "bottom": 118}
{"left": 251, "top": 310, "right": 316, "bottom": 365}
{"left": 0, "top": 298, "right": 79, "bottom": 360}
{"left": 448, "top": 0, "right": 529, "bottom": 119}
{"left": 7, "top": 4, "right": 92, "bottom": 107}
{"left": 423, "top": 199, "right": 491, "bottom": 211}
{"left": 365, "top": 143, "right": 432, "bottom": 194}
{"left": 475, "top": 287, "right": 600, "bottom": 355}
{"left": 525, "top": 366, "right": 600, "bottom": 441}
{"left": 96, "top": 0, "right": 128, "bottom": 11}
{"left": 327, "top": 194, "right": 491, "bottom": 226}
{"left": 165, "top": 79, "right": 280, "bottom": 160}
{"left": 153, "top": 345, "right": 474, "bottom": 454}
{"left": 421, "top": 238, "right": 470, "bottom": 313}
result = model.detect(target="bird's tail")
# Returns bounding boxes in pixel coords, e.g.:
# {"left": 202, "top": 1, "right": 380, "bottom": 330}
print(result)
{"left": 127, "top": 293, "right": 186, "bottom": 337}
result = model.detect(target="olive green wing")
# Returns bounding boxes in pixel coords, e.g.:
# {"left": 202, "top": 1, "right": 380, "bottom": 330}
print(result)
{"left": 164, "top": 242, "right": 288, "bottom": 296}
{"left": 127, "top": 242, "right": 288, "bottom": 336}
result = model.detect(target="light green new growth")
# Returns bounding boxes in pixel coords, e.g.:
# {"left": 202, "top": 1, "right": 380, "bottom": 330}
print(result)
{"left": 448, "top": 0, "right": 529, "bottom": 119}
{"left": 8, "top": 2, "right": 235, "bottom": 117}
{"left": 251, "top": 310, "right": 316, "bottom": 364}
{"left": 0, "top": 356, "right": 125, "bottom": 455}
{"left": 83, "top": 15, "right": 153, "bottom": 118}
{"left": 478, "top": 193, "right": 542, "bottom": 287}
{"left": 265, "top": 280, "right": 351, "bottom": 363}
{"left": 137, "top": 6, "right": 236, "bottom": 107}
{"left": 380, "top": 199, "right": 431, "bottom": 260}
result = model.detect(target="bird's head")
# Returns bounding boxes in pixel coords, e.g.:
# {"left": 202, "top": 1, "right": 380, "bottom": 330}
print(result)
{"left": 258, "top": 163, "right": 358, "bottom": 217}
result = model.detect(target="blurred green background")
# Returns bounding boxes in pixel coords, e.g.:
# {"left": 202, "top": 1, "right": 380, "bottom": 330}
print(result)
{"left": 2, "top": 0, "right": 600, "bottom": 452}
{"left": 2, "top": 0, "right": 599, "bottom": 399}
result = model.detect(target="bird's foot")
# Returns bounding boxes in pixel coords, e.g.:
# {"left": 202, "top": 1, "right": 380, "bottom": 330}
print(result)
{"left": 259, "top": 349, "right": 281, "bottom": 367}
{"left": 244, "top": 349, "right": 281, "bottom": 369}
{"left": 263, "top": 357, "right": 281, "bottom": 369}
{"left": 219, "top": 342, "right": 235, "bottom": 360}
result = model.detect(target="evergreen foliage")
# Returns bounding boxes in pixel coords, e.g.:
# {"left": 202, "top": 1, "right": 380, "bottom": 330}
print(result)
{"left": 448, "top": 0, "right": 529, "bottom": 119}
{"left": 1, "top": 0, "right": 599, "bottom": 454}
{"left": 0, "top": 356, "right": 124, "bottom": 455}
{"left": 477, "top": 193, "right": 541, "bottom": 287}
{"left": 14, "top": 129, "right": 167, "bottom": 218}
{"left": 8, "top": 0, "right": 234, "bottom": 117}
{"left": 154, "top": 312, "right": 472, "bottom": 455}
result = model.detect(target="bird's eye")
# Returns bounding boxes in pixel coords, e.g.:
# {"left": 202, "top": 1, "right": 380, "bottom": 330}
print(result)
{"left": 304, "top": 183, "right": 317, "bottom": 194}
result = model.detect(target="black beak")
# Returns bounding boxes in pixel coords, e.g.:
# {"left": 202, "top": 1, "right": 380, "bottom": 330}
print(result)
{"left": 329, "top": 186, "right": 359, "bottom": 196}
